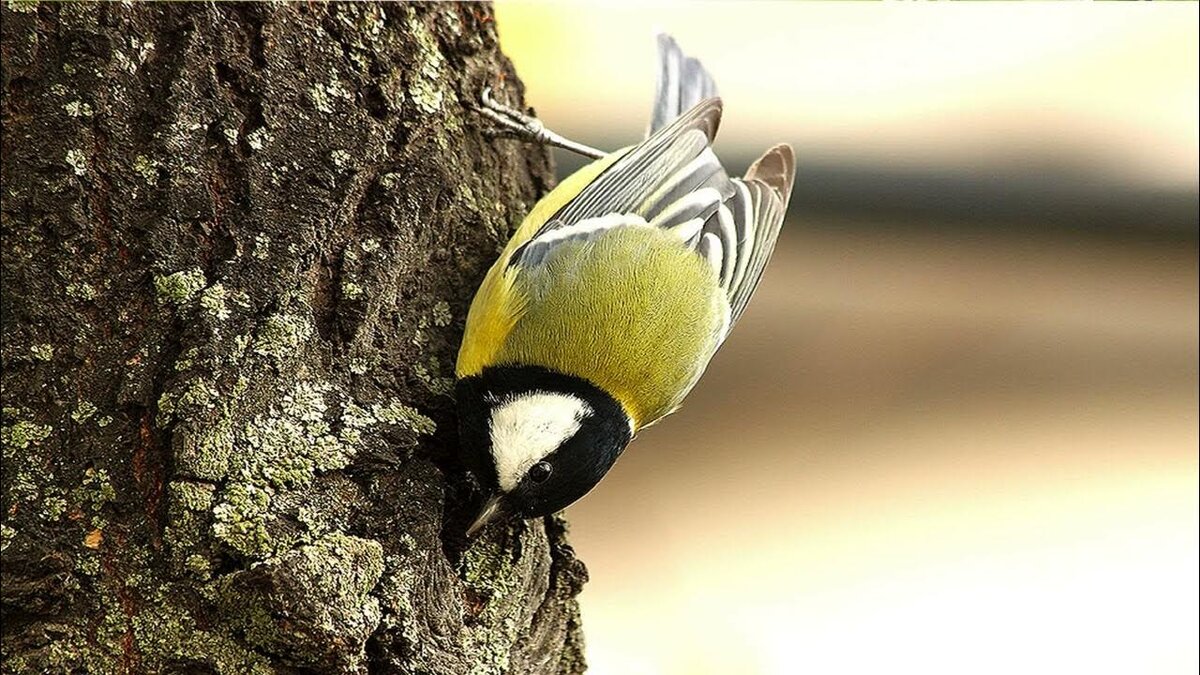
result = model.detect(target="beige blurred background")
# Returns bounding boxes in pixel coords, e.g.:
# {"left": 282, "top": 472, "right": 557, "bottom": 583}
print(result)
{"left": 493, "top": 3, "right": 1198, "bottom": 674}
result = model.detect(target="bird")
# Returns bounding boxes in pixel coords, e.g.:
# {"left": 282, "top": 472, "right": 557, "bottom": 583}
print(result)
{"left": 457, "top": 34, "right": 795, "bottom": 536}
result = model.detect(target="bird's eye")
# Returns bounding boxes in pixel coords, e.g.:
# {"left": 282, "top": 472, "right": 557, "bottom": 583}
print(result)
{"left": 529, "top": 461, "right": 553, "bottom": 483}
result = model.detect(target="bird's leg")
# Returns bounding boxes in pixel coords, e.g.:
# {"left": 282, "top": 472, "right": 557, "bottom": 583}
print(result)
{"left": 476, "top": 87, "right": 607, "bottom": 160}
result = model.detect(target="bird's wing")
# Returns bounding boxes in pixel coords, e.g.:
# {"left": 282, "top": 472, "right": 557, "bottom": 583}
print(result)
{"left": 508, "top": 97, "right": 730, "bottom": 280}
{"left": 508, "top": 98, "right": 795, "bottom": 334}
{"left": 512, "top": 97, "right": 729, "bottom": 255}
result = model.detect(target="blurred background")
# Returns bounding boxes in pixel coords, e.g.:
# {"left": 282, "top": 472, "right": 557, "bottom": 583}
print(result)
{"left": 493, "top": 3, "right": 1198, "bottom": 674}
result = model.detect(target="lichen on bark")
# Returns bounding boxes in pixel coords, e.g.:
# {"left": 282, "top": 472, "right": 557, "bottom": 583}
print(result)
{"left": 1, "top": 3, "right": 586, "bottom": 673}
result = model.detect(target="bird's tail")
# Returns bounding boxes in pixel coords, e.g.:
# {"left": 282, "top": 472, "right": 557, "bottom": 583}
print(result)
{"left": 647, "top": 33, "right": 719, "bottom": 137}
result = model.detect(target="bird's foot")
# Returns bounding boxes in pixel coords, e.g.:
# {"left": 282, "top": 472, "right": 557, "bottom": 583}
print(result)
{"left": 475, "top": 86, "right": 607, "bottom": 159}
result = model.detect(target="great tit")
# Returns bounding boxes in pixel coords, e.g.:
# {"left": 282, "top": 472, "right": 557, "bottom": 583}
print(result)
{"left": 457, "top": 34, "right": 795, "bottom": 536}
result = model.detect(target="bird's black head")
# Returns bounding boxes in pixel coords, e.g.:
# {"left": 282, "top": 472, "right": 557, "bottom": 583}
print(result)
{"left": 456, "top": 365, "right": 633, "bottom": 533}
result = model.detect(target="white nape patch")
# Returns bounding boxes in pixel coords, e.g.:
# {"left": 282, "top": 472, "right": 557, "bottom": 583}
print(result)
{"left": 489, "top": 391, "right": 592, "bottom": 492}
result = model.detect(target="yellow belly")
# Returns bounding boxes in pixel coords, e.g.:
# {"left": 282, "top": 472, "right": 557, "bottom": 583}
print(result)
{"left": 483, "top": 226, "right": 727, "bottom": 428}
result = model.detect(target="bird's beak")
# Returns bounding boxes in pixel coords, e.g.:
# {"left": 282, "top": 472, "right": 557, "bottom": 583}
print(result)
{"left": 466, "top": 493, "right": 505, "bottom": 538}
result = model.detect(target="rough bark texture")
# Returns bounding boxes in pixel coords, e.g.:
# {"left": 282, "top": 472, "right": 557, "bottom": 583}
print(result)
{"left": 0, "top": 3, "right": 587, "bottom": 673}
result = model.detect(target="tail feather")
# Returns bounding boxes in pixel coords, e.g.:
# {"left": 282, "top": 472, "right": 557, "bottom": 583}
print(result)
{"left": 649, "top": 33, "right": 719, "bottom": 136}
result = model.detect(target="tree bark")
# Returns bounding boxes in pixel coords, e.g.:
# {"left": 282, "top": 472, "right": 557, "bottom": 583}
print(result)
{"left": 0, "top": 2, "right": 586, "bottom": 673}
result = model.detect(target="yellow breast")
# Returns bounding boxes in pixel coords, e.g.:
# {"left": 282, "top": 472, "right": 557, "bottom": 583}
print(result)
{"left": 456, "top": 151, "right": 623, "bottom": 381}
{"left": 456, "top": 161, "right": 728, "bottom": 428}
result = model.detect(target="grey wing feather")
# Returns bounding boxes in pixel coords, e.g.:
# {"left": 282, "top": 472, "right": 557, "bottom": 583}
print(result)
{"left": 523, "top": 98, "right": 726, "bottom": 239}
{"left": 649, "top": 34, "right": 719, "bottom": 136}
{"left": 510, "top": 99, "right": 728, "bottom": 270}
{"left": 722, "top": 144, "right": 796, "bottom": 324}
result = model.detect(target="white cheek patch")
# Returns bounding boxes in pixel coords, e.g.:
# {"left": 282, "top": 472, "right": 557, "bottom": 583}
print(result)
{"left": 489, "top": 392, "right": 592, "bottom": 492}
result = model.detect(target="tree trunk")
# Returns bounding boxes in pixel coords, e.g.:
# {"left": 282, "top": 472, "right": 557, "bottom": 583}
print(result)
{"left": 0, "top": 2, "right": 587, "bottom": 673}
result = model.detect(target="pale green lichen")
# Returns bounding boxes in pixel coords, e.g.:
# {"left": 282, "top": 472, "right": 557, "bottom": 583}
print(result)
{"left": 253, "top": 313, "right": 312, "bottom": 362}
{"left": 340, "top": 402, "right": 376, "bottom": 432}
{"left": 113, "top": 36, "right": 155, "bottom": 75}
{"left": 64, "top": 100, "right": 93, "bottom": 118}
{"left": 413, "top": 358, "right": 454, "bottom": 396}
{"left": 212, "top": 482, "right": 274, "bottom": 557}
{"left": 406, "top": 16, "right": 446, "bottom": 114}
{"left": 440, "top": 6, "right": 464, "bottom": 37}
{"left": 459, "top": 535, "right": 528, "bottom": 674}
{"left": 199, "top": 283, "right": 231, "bottom": 320}
{"left": 30, "top": 343, "right": 54, "bottom": 361}
{"left": 330, "top": 149, "right": 352, "bottom": 168}
{"left": 461, "top": 536, "right": 521, "bottom": 605}
{"left": 133, "top": 154, "right": 158, "bottom": 185}
{"left": 300, "top": 532, "right": 383, "bottom": 598}
{"left": 95, "top": 415, "right": 113, "bottom": 428}
{"left": 189, "top": 381, "right": 435, "bottom": 558}
{"left": 66, "top": 281, "right": 97, "bottom": 300}
{"left": 2, "top": 419, "right": 52, "bottom": 450}
{"left": 309, "top": 84, "right": 333, "bottom": 114}
{"left": 214, "top": 532, "right": 383, "bottom": 663}
{"left": 341, "top": 281, "right": 364, "bottom": 300}
{"left": 204, "top": 383, "right": 331, "bottom": 552}
{"left": 128, "top": 592, "right": 273, "bottom": 674}
{"left": 172, "top": 480, "right": 216, "bottom": 512}
{"left": 5, "top": 0, "right": 39, "bottom": 13}
{"left": 174, "top": 412, "right": 236, "bottom": 480}
{"left": 78, "top": 468, "right": 116, "bottom": 509}
{"left": 41, "top": 495, "right": 68, "bottom": 520}
{"left": 252, "top": 233, "right": 271, "bottom": 260}
{"left": 371, "top": 400, "right": 436, "bottom": 436}
{"left": 238, "top": 382, "right": 356, "bottom": 488}
{"left": 360, "top": 238, "right": 380, "bottom": 253}
{"left": 6, "top": 466, "right": 39, "bottom": 504}
{"left": 185, "top": 554, "right": 212, "bottom": 579}
{"left": 164, "top": 479, "right": 216, "bottom": 562}
{"left": 0, "top": 524, "right": 15, "bottom": 551}
{"left": 174, "top": 347, "right": 200, "bottom": 372}
{"left": 65, "top": 148, "right": 87, "bottom": 176}
{"left": 247, "top": 128, "right": 272, "bottom": 151}
{"left": 412, "top": 320, "right": 429, "bottom": 348}
{"left": 157, "top": 377, "right": 219, "bottom": 426}
{"left": 295, "top": 504, "right": 334, "bottom": 536}
{"left": 356, "top": 4, "right": 387, "bottom": 40}
{"left": 230, "top": 289, "right": 252, "bottom": 310}
{"left": 154, "top": 268, "right": 207, "bottom": 306}
{"left": 233, "top": 333, "right": 253, "bottom": 355}
{"left": 75, "top": 550, "right": 100, "bottom": 574}
{"left": 309, "top": 76, "right": 351, "bottom": 114}
{"left": 431, "top": 300, "right": 452, "bottom": 327}
{"left": 71, "top": 401, "right": 97, "bottom": 423}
